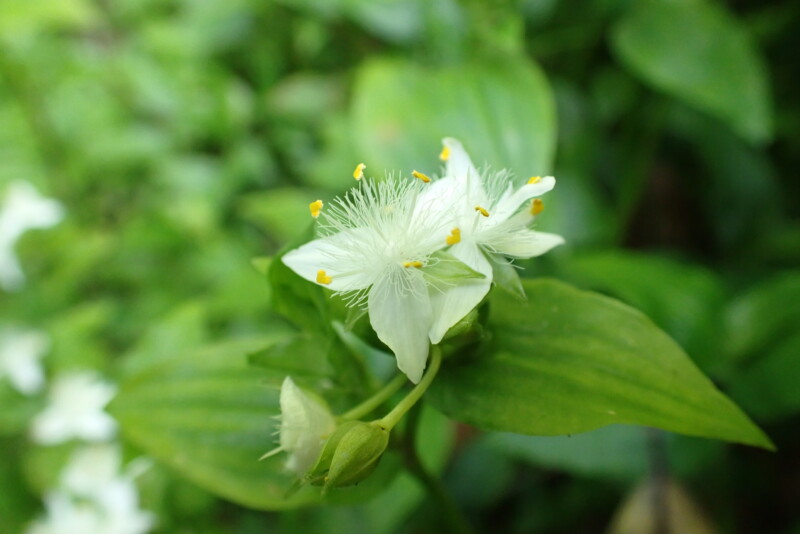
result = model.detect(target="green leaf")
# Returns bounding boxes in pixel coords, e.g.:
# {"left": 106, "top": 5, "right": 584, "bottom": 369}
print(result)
{"left": 611, "top": 0, "right": 772, "bottom": 143}
{"left": 724, "top": 271, "right": 800, "bottom": 362}
{"left": 351, "top": 56, "right": 556, "bottom": 178}
{"left": 110, "top": 338, "right": 398, "bottom": 510}
{"left": 484, "top": 425, "right": 723, "bottom": 482}
{"left": 558, "top": 251, "right": 725, "bottom": 369}
{"left": 429, "top": 279, "right": 773, "bottom": 449}
{"left": 729, "top": 333, "right": 800, "bottom": 422}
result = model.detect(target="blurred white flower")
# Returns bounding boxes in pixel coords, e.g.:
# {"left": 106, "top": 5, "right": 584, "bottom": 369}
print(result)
{"left": 26, "top": 492, "right": 105, "bottom": 534}
{"left": 262, "top": 376, "right": 336, "bottom": 476}
{"left": 282, "top": 177, "right": 481, "bottom": 382}
{"left": 0, "top": 181, "right": 64, "bottom": 291}
{"left": 30, "top": 372, "right": 117, "bottom": 444}
{"left": 27, "top": 445, "right": 155, "bottom": 534}
{"left": 426, "top": 138, "right": 564, "bottom": 342}
{"left": 0, "top": 328, "right": 48, "bottom": 395}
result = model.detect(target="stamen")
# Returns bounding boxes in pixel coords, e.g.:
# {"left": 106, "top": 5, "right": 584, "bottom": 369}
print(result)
{"left": 403, "top": 261, "right": 424, "bottom": 268}
{"left": 412, "top": 170, "right": 431, "bottom": 183}
{"left": 474, "top": 206, "right": 490, "bottom": 217}
{"left": 353, "top": 162, "right": 366, "bottom": 180}
{"left": 446, "top": 227, "right": 461, "bottom": 245}
{"left": 309, "top": 199, "right": 323, "bottom": 218}
{"left": 528, "top": 176, "right": 542, "bottom": 184}
{"left": 316, "top": 269, "right": 333, "bottom": 284}
{"left": 531, "top": 198, "right": 544, "bottom": 215}
{"left": 439, "top": 145, "right": 450, "bottom": 161}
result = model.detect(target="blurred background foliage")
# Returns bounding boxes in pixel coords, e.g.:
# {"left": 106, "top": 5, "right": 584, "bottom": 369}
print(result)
{"left": 1, "top": 0, "right": 799, "bottom": 532}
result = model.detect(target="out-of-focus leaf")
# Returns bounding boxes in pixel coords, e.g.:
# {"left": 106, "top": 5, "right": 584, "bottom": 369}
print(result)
{"left": 0, "top": 438, "right": 37, "bottom": 534}
{"left": 239, "top": 188, "right": 318, "bottom": 247}
{"left": 0, "top": 0, "right": 97, "bottom": 35}
{"left": 351, "top": 56, "right": 556, "bottom": 179}
{"left": 724, "top": 271, "right": 800, "bottom": 361}
{"left": 484, "top": 425, "right": 722, "bottom": 481}
{"left": 729, "top": 333, "right": 800, "bottom": 421}
{"left": 429, "top": 279, "right": 773, "bottom": 449}
{"left": 612, "top": 0, "right": 772, "bottom": 143}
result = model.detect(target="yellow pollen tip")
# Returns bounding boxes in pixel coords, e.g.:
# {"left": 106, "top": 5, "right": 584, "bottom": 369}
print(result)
{"left": 531, "top": 198, "right": 544, "bottom": 215}
{"left": 309, "top": 199, "right": 323, "bottom": 218}
{"left": 316, "top": 269, "right": 333, "bottom": 285}
{"left": 446, "top": 227, "right": 461, "bottom": 245}
{"left": 412, "top": 170, "right": 431, "bottom": 183}
{"left": 439, "top": 145, "right": 450, "bottom": 161}
{"left": 353, "top": 162, "right": 366, "bottom": 180}
{"left": 474, "top": 206, "right": 489, "bottom": 217}
{"left": 528, "top": 176, "right": 542, "bottom": 184}
{"left": 403, "top": 261, "right": 424, "bottom": 268}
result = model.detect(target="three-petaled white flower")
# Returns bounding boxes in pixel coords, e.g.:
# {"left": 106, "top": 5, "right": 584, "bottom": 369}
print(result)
{"left": 264, "top": 376, "right": 337, "bottom": 476}
{"left": 0, "top": 181, "right": 64, "bottom": 291}
{"left": 30, "top": 371, "right": 118, "bottom": 444}
{"left": 0, "top": 328, "right": 49, "bottom": 395}
{"left": 426, "top": 138, "right": 564, "bottom": 342}
{"left": 282, "top": 177, "right": 480, "bottom": 383}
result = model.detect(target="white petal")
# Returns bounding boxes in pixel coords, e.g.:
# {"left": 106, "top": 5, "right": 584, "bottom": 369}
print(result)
{"left": 490, "top": 230, "right": 565, "bottom": 258}
{"left": 492, "top": 176, "right": 556, "bottom": 222}
{"left": 279, "top": 376, "right": 336, "bottom": 475}
{"left": 428, "top": 241, "right": 492, "bottom": 344}
{"left": 281, "top": 230, "right": 375, "bottom": 292}
{"left": 368, "top": 275, "right": 432, "bottom": 383}
{"left": 442, "top": 138, "right": 479, "bottom": 181}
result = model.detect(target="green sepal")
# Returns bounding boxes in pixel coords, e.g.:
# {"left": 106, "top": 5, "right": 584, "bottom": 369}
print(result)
{"left": 422, "top": 250, "right": 486, "bottom": 290}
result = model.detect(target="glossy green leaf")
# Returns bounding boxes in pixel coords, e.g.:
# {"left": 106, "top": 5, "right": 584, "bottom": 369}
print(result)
{"left": 429, "top": 279, "right": 772, "bottom": 449}
{"left": 611, "top": 0, "right": 772, "bottom": 143}
{"left": 351, "top": 56, "right": 556, "bottom": 178}
{"left": 559, "top": 251, "right": 725, "bottom": 368}
{"left": 110, "top": 338, "right": 399, "bottom": 510}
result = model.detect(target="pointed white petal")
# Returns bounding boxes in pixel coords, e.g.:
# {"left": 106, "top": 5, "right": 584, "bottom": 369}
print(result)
{"left": 368, "top": 275, "right": 432, "bottom": 383}
{"left": 279, "top": 376, "right": 336, "bottom": 475}
{"left": 428, "top": 241, "right": 492, "bottom": 344}
{"left": 492, "top": 176, "right": 556, "bottom": 222}
{"left": 442, "top": 138, "right": 479, "bottom": 182}
{"left": 490, "top": 230, "right": 565, "bottom": 259}
{"left": 281, "top": 230, "right": 375, "bottom": 292}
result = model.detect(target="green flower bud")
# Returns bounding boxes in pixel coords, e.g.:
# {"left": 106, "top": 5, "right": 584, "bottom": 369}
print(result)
{"left": 305, "top": 420, "right": 389, "bottom": 490}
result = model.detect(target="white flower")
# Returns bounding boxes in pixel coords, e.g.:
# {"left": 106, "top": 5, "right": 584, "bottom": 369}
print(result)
{"left": 27, "top": 445, "right": 155, "bottom": 534}
{"left": 0, "top": 328, "right": 48, "bottom": 395}
{"left": 26, "top": 492, "right": 106, "bottom": 534}
{"left": 30, "top": 372, "right": 118, "bottom": 445}
{"left": 426, "top": 138, "right": 565, "bottom": 342}
{"left": 0, "top": 181, "right": 64, "bottom": 291}
{"left": 268, "top": 376, "right": 337, "bottom": 476}
{"left": 281, "top": 177, "right": 480, "bottom": 382}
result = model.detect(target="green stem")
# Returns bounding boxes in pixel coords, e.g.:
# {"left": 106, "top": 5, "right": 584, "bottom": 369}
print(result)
{"left": 339, "top": 373, "right": 407, "bottom": 421}
{"left": 377, "top": 345, "right": 442, "bottom": 431}
{"left": 401, "top": 403, "right": 475, "bottom": 534}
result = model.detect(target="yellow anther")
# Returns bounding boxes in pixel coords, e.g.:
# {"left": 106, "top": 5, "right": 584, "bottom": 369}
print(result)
{"left": 309, "top": 199, "right": 324, "bottom": 218}
{"left": 528, "top": 176, "right": 542, "bottom": 184}
{"left": 439, "top": 145, "right": 450, "bottom": 161}
{"left": 353, "top": 162, "right": 366, "bottom": 180}
{"left": 403, "top": 261, "right": 424, "bottom": 268}
{"left": 474, "top": 206, "right": 489, "bottom": 217}
{"left": 316, "top": 269, "right": 333, "bottom": 285}
{"left": 531, "top": 198, "right": 544, "bottom": 215}
{"left": 412, "top": 170, "right": 431, "bottom": 183}
{"left": 445, "top": 227, "right": 461, "bottom": 245}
